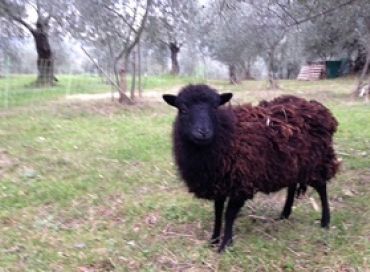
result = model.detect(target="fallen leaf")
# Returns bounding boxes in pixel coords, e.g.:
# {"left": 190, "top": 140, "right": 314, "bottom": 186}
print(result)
{"left": 74, "top": 243, "right": 86, "bottom": 249}
{"left": 342, "top": 189, "right": 354, "bottom": 197}
{"left": 309, "top": 197, "right": 319, "bottom": 212}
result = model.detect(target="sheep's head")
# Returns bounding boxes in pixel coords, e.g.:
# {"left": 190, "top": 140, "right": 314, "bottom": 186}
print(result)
{"left": 163, "top": 84, "right": 232, "bottom": 145}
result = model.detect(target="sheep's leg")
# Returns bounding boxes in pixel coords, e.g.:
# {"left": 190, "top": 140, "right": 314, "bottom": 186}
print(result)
{"left": 280, "top": 185, "right": 296, "bottom": 219}
{"left": 210, "top": 197, "right": 226, "bottom": 245}
{"left": 314, "top": 183, "right": 330, "bottom": 228}
{"left": 218, "top": 197, "right": 245, "bottom": 253}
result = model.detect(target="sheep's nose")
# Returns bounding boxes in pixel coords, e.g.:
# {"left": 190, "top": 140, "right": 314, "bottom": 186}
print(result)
{"left": 198, "top": 128, "right": 211, "bottom": 137}
{"left": 193, "top": 127, "right": 212, "bottom": 140}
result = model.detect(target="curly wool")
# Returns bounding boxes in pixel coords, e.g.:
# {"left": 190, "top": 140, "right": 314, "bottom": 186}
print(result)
{"left": 173, "top": 90, "right": 339, "bottom": 201}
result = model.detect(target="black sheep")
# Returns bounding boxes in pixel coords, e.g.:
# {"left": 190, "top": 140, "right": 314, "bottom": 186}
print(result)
{"left": 163, "top": 84, "right": 339, "bottom": 252}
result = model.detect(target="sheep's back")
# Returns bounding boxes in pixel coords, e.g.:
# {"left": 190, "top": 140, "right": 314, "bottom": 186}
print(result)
{"left": 232, "top": 96, "right": 338, "bottom": 194}
{"left": 259, "top": 95, "right": 338, "bottom": 135}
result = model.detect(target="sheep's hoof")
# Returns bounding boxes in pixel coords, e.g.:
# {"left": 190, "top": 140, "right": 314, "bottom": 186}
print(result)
{"left": 278, "top": 214, "right": 289, "bottom": 221}
{"left": 209, "top": 237, "right": 220, "bottom": 246}
{"left": 217, "top": 239, "right": 233, "bottom": 253}
{"left": 321, "top": 222, "right": 330, "bottom": 229}
{"left": 279, "top": 211, "right": 292, "bottom": 220}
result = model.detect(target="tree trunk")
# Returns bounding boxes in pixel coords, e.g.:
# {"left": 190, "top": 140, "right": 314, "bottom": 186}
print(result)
{"left": 118, "top": 54, "right": 129, "bottom": 104}
{"left": 229, "top": 64, "right": 238, "bottom": 85}
{"left": 267, "top": 50, "right": 279, "bottom": 89}
{"left": 352, "top": 48, "right": 370, "bottom": 97}
{"left": 119, "top": 68, "right": 127, "bottom": 102}
{"left": 353, "top": 43, "right": 368, "bottom": 73}
{"left": 130, "top": 50, "right": 136, "bottom": 100}
{"left": 33, "top": 19, "right": 55, "bottom": 86}
{"left": 243, "top": 68, "right": 253, "bottom": 80}
{"left": 107, "top": 41, "right": 115, "bottom": 100}
{"left": 202, "top": 53, "right": 207, "bottom": 80}
{"left": 242, "top": 60, "right": 254, "bottom": 80}
{"left": 169, "top": 42, "right": 180, "bottom": 75}
{"left": 138, "top": 41, "right": 143, "bottom": 98}
{"left": 286, "top": 63, "right": 296, "bottom": 79}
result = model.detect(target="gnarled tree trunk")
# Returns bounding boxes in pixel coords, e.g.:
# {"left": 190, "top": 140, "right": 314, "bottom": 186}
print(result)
{"left": 352, "top": 48, "right": 370, "bottom": 97}
{"left": 117, "top": 55, "right": 129, "bottom": 104}
{"left": 241, "top": 60, "right": 254, "bottom": 80}
{"left": 130, "top": 49, "right": 136, "bottom": 100}
{"left": 138, "top": 40, "right": 142, "bottom": 98}
{"left": 32, "top": 18, "right": 56, "bottom": 86}
{"left": 267, "top": 50, "right": 279, "bottom": 90}
{"left": 169, "top": 42, "right": 180, "bottom": 75}
{"left": 119, "top": 67, "right": 127, "bottom": 102}
{"left": 229, "top": 64, "right": 239, "bottom": 85}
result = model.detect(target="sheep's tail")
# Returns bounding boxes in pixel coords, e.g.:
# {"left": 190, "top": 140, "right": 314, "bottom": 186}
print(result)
{"left": 296, "top": 183, "right": 307, "bottom": 198}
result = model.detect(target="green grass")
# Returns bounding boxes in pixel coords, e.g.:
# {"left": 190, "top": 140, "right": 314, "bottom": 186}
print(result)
{"left": 0, "top": 74, "right": 204, "bottom": 109}
{"left": 0, "top": 75, "right": 369, "bottom": 271}
{"left": 140, "top": 74, "right": 206, "bottom": 90}
{"left": 0, "top": 74, "right": 110, "bottom": 109}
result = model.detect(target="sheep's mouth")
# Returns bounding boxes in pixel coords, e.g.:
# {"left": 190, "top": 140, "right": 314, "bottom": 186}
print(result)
{"left": 191, "top": 137, "right": 213, "bottom": 146}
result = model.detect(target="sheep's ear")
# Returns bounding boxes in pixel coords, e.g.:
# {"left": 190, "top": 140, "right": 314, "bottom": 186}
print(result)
{"left": 219, "top": 93, "right": 233, "bottom": 106}
{"left": 162, "top": 94, "right": 177, "bottom": 107}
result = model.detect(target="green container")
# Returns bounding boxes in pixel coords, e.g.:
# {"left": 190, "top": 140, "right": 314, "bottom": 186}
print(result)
{"left": 325, "top": 61, "right": 342, "bottom": 78}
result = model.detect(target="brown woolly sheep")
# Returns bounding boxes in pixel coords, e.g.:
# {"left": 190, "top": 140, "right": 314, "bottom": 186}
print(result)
{"left": 163, "top": 84, "right": 339, "bottom": 252}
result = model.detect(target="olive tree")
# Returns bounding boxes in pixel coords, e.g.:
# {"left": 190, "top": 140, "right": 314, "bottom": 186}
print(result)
{"left": 0, "top": 0, "right": 72, "bottom": 85}
{"left": 146, "top": 0, "right": 199, "bottom": 75}
{"left": 73, "top": 0, "right": 152, "bottom": 103}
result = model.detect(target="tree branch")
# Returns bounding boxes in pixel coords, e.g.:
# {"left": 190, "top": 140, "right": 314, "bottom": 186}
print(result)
{"left": 126, "top": 0, "right": 153, "bottom": 55}
{"left": 113, "top": 0, "right": 151, "bottom": 67}
{"left": 0, "top": 1, "right": 35, "bottom": 34}
{"left": 287, "top": 0, "right": 358, "bottom": 27}
{"left": 101, "top": 3, "right": 138, "bottom": 34}
{"left": 124, "top": 0, "right": 140, "bottom": 45}
{"left": 81, "top": 46, "right": 132, "bottom": 104}
{"left": 275, "top": 2, "right": 299, "bottom": 25}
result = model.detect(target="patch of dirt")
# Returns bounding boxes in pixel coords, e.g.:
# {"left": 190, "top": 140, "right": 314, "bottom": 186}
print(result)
{"left": 161, "top": 222, "right": 208, "bottom": 244}
{"left": 54, "top": 100, "right": 125, "bottom": 117}
{"left": 156, "top": 255, "right": 209, "bottom": 271}
{"left": 52, "top": 98, "right": 168, "bottom": 118}
{"left": 65, "top": 87, "right": 179, "bottom": 103}
{"left": 78, "top": 259, "right": 115, "bottom": 272}
{"left": 58, "top": 194, "right": 125, "bottom": 231}
{"left": 247, "top": 190, "right": 287, "bottom": 216}
{"left": 330, "top": 169, "right": 370, "bottom": 211}
{"left": 66, "top": 92, "right": 118, "bottom": 101}
{"left": 0, "top": 150, "right": 18, "bottom": 178}
{"left": 0, "top": 88, "right": 175, "bottom": 118}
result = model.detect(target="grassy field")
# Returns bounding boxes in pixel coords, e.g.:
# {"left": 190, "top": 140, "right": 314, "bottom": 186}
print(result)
{"left": 0, "top": 74, "right": 205, "bottom": 109}
{"left": 0, "top": 75, "right": 369, "bottom": 271}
